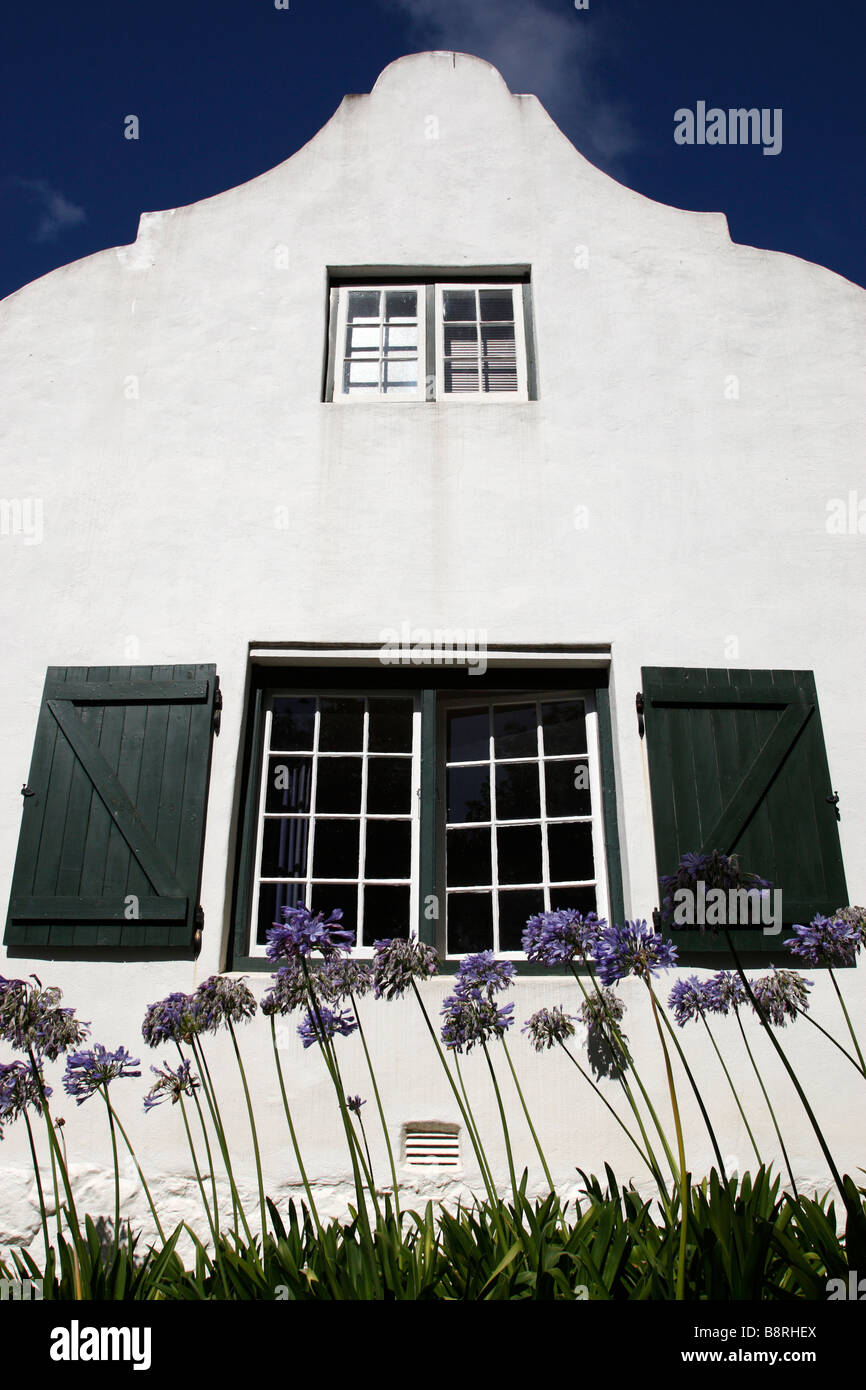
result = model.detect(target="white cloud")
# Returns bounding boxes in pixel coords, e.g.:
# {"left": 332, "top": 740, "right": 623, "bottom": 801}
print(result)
{"left": 8, "top": 178, "right": 87, "bottom": 243}
{"left": 379, "top": 0, "right": 638, "bottom": 173}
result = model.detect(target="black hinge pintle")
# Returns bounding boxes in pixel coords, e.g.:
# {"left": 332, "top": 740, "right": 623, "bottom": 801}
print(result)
{"left": 826, "top": 790, "right": 841, "bottom": 821}
{"left": 636, "top": 692, "right": 645, "bottom": 739}
{"left": 213, "top": 684, "right": 223, "bottom": 736}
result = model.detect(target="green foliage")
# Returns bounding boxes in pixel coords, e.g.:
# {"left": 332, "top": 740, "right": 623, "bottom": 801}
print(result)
{"left": 5, "top": 1169, "right": 861, "bottom": 1300}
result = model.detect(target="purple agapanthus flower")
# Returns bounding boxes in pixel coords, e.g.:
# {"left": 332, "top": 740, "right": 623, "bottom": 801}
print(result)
{"left": 668, "top": 975, "right": 713, "bottom": 1027}
{"left": 595, "top": 920, "right": 678, "bottom": 986}
{"left": 143, "top": 1059, "right": 200, "bottom": 1112}
{"left": 260, "top": 961, "right": 309, "bottom": 1017}
{"left": 0, "top": 976, "right": 90, "bottom": 1060}
{"left": 191, "top": 976, "right": 257, "bottom": 1033}
{"left": 346, "top": 1094, "right": 366, "bottom": 1115}
{"left": 142, "top": 991, "right": 200, "bottom": 1047}
{"left": 521, "top": 910, "right": 607, "bottom": 966}
{"left": 751, "top": 966, "right": 813, "bottom": 1027}
{"left": 0, "top": 1060, "right": 51, "bottom": 1138}
{"left": 577, "top": 986, "right": 627, "bottom": 1037}
{"left": 704, "top": 970, "right": 748, "bottom": 1015}
{"left": 317, "top": 956, "right": 374, "bottom": 1004}
{"left": 453, "top": 951, "right": 515, "bottom": 1000}
{"left": 832, "top": 906, "right": 866, "bottom": 950}
{"left": 440, "top": 992, "right": 514, "bottom": 1053}
{"left": 784, "top": 915, "right": 860, "bottom": 968}
{"left": 62, "top": 1045, "right": 141, "bottom": 1106}
{"left": 522, "top": 1006, "right": 576, "bottom": 1051}
{"left": 297, "top": 1005, "right": 357, "bottom": 1049}
{"left": 659, "top": 849, "right": 772, "bottom": 930}
{"left": 372, "top": 937, "right": 439, "bottom": 1000}
{"left": 267, "top": 904, "right": 354, "bottom": 963}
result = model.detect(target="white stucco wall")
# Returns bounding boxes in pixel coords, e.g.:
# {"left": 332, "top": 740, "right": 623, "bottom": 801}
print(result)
{"left": 1, "top": 51, "right": 865, "bottom": 1249}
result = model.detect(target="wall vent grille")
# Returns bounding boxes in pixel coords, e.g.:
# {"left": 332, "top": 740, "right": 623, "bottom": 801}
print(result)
{"left": 403, "top": 1126, "right": 460, "bottom": 1169}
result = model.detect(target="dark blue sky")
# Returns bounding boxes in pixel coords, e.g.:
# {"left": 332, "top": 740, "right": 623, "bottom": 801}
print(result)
{"left": 2, "top": 0, "right": 864, "bottom": 303}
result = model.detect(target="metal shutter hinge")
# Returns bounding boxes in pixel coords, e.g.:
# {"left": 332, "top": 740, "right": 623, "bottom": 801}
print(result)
{"left": 636, "top": 692, "right": 645, "bottom": 739}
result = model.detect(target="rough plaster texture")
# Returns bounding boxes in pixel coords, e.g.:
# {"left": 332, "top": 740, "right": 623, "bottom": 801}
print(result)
{"left": 1, "top": 51, "right": 864, "bottom": 1250}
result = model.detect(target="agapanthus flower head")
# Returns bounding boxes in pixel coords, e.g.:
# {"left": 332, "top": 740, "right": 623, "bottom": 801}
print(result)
{"left": 784, "top": 915, "right": 859, "bottom": 968}
{"left": 440, "top": 993, "right": 514, "bottom": 1053}
{"left": 297, "top": 1005, "right": 357, "bottom": 1050}
{"left": 143, "top": 1059, "right": 200, "bottom": 1112}
{"left": 453, "top": 951, "right": 515, "bottom": 1001}
{"left": 595, "top": 920, "right": 678, "bottom": 986}
{"left": 659, "top": 849, "right": 772, "bottom": 930}
{"left": 578, "top": 986, "right": 627, "bottom": 1036}
{"left": 62, "top": 1045, "right": 141, "bottom": 1106}
{"left": 521, "top": 909, "right": 607, "bottom": 966}
{"left": 266, "top": 903, "right": 354, "bottom": 963}
{"left": 346, "top": 1094, "right": 366, "bottom": 1115}
{"left": 191, "top": 976, "right": 257, "bottom": 1034}
{"left": 667, "top": 975, "right": 713, "bottom": 1028}
{"left": 142, "top": 992, "right": 200, "bottom": 1047}
{"left": 0, "top": 1060, "right": 50, "bottom": 1139}
{"left": 260, "top": 961, "right": 309, "bottom": 1017}
{"left": 704, "top": 970, "right": 748, "bottom": 1014}
{"left": 751, "top": 966, "right": 813, "bottom": 1027}
{"left": 522, "top": 1005, "right": 576, "bottom": 1051}
{"left": 832, "top": 906, "right": 866, "bottom": 950}
{"left": 372, "top": 937, "right": 439, "bottom": 1000}
{"left": 317, "top": 956, "right": 374, "bottom": 1004}
{"left": 0, "top": 976, "right": 90, "bottom": 1061}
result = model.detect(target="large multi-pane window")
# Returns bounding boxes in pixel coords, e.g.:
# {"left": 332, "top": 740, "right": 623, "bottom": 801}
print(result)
{"left": 244, "top": 683, "right": 607, "bottom": 960}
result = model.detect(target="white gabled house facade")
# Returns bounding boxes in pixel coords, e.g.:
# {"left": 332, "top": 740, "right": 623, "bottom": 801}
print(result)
{"left": 1, "top": 51, "right": 864, "bottom": 1246}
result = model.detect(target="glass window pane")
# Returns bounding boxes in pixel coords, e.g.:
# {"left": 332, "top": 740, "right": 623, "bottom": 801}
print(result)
{"left": 480, "top": 290, "right": 514, "bottom": 322}
{"left": 550, "top": 884, "right": 597, "bottom": 917}
{"left": 442, "top": 290, "right": 476, "bottom": 322}
{"left": 444, "top": 325, "right": 478, "bottom": 356}
{"left": 447, "top": 765, "right": 490, "bottom": 823}
{"left": 265, "top": 756, "right": 313, "bottom": 814}
{"left": 256, "top": 881, "right": 305, "bottom": 947}
{"left": 271, "top": 697, "right": 315, "bottom": 751}
{"left": 447, "top": 892, "right": 493, "bottom": 954}
{"left": 447, "top": 826, "right": 491, "bottom": 887}
{"left": 315, "top": 757, "right": 362, "bottom": 814}
{"left": 548, "top": 822, "right": 595, "bottom": 883}
{"left": 362, "top": 886, "right": 410, "bottom": 946}
{"left": 498, "top": 889, "right": 544, "bottom": 951}
{"left": 309, "top": 884, "right": 358, "bottom": 947}
{"left": 384, "top": 325, "right": 417, "bottom": 351}
{"left": 493, "top": 704, "right": 537, "bottom": 760}
{"left": 366, "top": 758, "right": 412, "bottom": 814}
{"left": 347, "top": 291, "right": 381, "bottom": 322}
{"left": 544, "top": 759, "right": 591, "bottom": 818}
{"left": 541, "top": 700, "right": 587, "bottom": 756}
{"left": 481, "top": 324, "right": 516, "bottom": 356}
{"left": 365, "top": 820, "right": 411, "bottom": 880}
{"left": 495, "top": 762, "right": 540, "bottom": 821}
{"left": 383, "top": 360, "right": 417, "bottom": 388}
{"left": 385, "top": 291, "right": 417, "bottom": 321}
{"left": 444, "top": 362, "right": 480, "bottom": 393}
{"left": 482, "top": 365, "right": 519, "bottom": 392}
{"left": 346, "top": 359, "right": 379, "bottom": 388}
{"left": 319, "top": 698, "right": 364, "bottom": 751}
{"left": 497, "top": 825, "right": 543, "bottom": 884}
{"left": 447, "top": 708, "right": 489, "bottom": 763}
{"left": 347, "top": 325, "right": 380, "bottom": 353}
{"left": 261, "top": 818, "right": 309, "bottom": 879}
{"left": 313, "top": 820, "right": 360, "bottom": 879}
{"left": 368, "top": 698, "right": 413, "bottom": 753}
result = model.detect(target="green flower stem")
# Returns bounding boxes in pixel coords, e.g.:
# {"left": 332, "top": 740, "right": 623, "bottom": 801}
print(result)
{"left": 555, "top": 1038, "right": 658, "bottom": 1181}
{"left": 699, "top": 1013, "right": 763, "bottom": 1167}
{"left": 410, "top": 980, "right": 506, "bottom": 1239}
{"left": 191, "top": 1036, "right": 254, "bottom": 1246}
{"left": 647, "top": 982, "right": 690, "bottom": 1302}
{"left": 568, "top": 963, "right": 679, "bottom": 1191}
{"left": 723, "top": 930, "right": 858, "bottom": 1231}
{"left": 27, "top": 1046, "right": 84, "bottom": 1260}
{"left": 227, "top": 1019, "right": 268, "bottom": 1239}
{"left": 500, "top": 1035, "right": 557, "bottom": 1195}
{"left": 175, "top": 1091, "right": 217, "bottom": 1244}
{"left": 733, "top": 1005, "right": 797, "bottom": 1196}
{"left": 174, "top": 1041, "right": 220, "bottom": 1237}
{"left": 101, "top": 1086, "right": 121, "bottom": 1256}
{"left": 351, "top": 993, "right": 401, "bottom": 1222}
{"left": 481, "top": 1041, "right": 519, "bottom": 1209}
{"left": 269, "top": 1016, "right": 323, "bottom": 1235}
{"left": 48, "top": 1131, "right": 62, "bottom": 1243}
{"left": 828, "top": 967, "right": 866, "bottom": 1074}
{"left": 653, "top": 989, "right": 727, "bottom": 1182}
{"left": 104, "top": 1100, "right": 166, "bottom": 1245}
{"left": 23, "top": 1110, "right": 51, "bottom": 1264}
{"left": 454, "top": 1053, "right": 497, "bottom": 1198}
{"left": 795, "top": 1005, "right": 866, "bottom": 1076}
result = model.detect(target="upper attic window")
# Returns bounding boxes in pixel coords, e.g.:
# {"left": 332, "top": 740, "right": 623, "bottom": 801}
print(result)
{"left": 326, "top": 275, "right": 534, "bottom": 402}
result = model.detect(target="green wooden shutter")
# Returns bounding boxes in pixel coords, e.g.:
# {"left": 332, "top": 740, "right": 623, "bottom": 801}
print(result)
{"left": 641, "top": 667, "right": 847, "bottom": 949}
{"left": 6, "top": 664, "right": 219, "bottom": 951}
